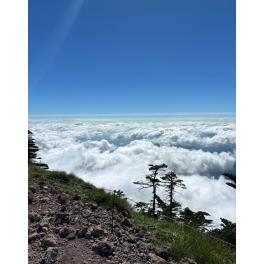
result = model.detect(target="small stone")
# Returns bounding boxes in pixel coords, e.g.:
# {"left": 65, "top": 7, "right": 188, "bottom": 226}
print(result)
{"left": 127, "top": 235, "right": 137, "bottom": 244}
{"left": 77, "top": 227, "right": 88, "bottom": 238}
{"left": 178, "top": 258, "right": 197, "bottom": 264}
{"left": 91, "top": 226, "right": 105, "bottom": 238}
{"left": 57, "top": 194, "right": 69, "bottom": 205}
{"left": 38, "top": 217, "right": 50, "bottom": 232}
{"left": 148, "top": 253, "right": 167, "bottom": 264}
{"left": 67, "top": 232, "right": 76, "bottom": 240}
{"left": 29, "top": 213, "right": 41, "bottom": 223}
{"left": 40, "top": 235, "right": 58, "bottom": 250}
{"left": 73, "top": 194, "right": 81, "bottom": 201}
{"left": 84, "top": 231, "right": 92, "bottom": 239}
{"left": 92, "top": 241, "right": 114, "bottom": 257}
{"left": 137, "top": 229, "right": 145, "bottom": 237}
{"left": 40, "top": 197, "right": 49, "bottom": 203}
{"left": 114, "top": 228, "right": 122, "bottom": 237}
{"left": 28, "top": 190, "right": 33, "bottom": 204}
{"left": 121, "top": 218, "right": 132, "bottom": 227}
{"left": 42, "top": 227, "right": 49, "bottom": 233}
{"left": 89, "top": 218, "right": 99, "bottom": 225}
{"left": 59, "top": 226, "right": 70, "bottom": 238}
{"left": 155, "top": 247, "right": 171, "bottom": 260}
{"left": 55, "top": 212, "right": 70, "bottom": 225}
{"left": 87, "top": 202, "right": 98, "bottom": 211}
{"left": 28, "top": 233, "right": 41, "bottom": 242}
{"left": 41, "top": 247, "right": 59, "bottom": 264}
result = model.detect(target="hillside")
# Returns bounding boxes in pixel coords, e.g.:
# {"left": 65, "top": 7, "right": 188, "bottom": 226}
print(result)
{"left": 28, "top": 165, "right": 235, "bottom": 264}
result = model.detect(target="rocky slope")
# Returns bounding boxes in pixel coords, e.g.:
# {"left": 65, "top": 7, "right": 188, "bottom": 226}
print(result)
{"left": 28, "top": 184, "right": 196, "bottom": 264}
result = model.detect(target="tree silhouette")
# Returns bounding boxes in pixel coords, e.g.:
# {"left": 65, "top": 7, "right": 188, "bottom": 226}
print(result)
{"left": 209, "top": 218, "right": 236, "bottom": 245}
{"left": 179, "top": 207, "right": 213, "bottom": 230}
{"left": 156, "top": 194, "right": 182, "bottom": 219}
{"left": 223, "top": 173, "right": 236, "bottom": 189}
{"left": 134, "top": 202, "right": 149, "bottom": 214}
{"left": 115, "top": 190, "right": 127, "bottom": 201}
{"left": 28, "top": 130, "right": 39, "bottom": 163}
{"left": 161, "top": 171, "right": 186, "bottom": 219}
{"left": 134, "top": 163, "right": 167, "bottom": 216}
{"left": 28, "top": 130, "right": 49, "bottom": 169}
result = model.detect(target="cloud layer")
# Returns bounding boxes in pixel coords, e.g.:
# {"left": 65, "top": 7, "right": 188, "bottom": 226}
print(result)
{"left": 29, "top": 116, "right": 236, "bottom": 224}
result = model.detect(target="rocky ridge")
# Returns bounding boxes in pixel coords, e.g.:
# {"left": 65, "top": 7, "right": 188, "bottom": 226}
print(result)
{"left": 28, "top": 185, "right": 196, "bottom": 264}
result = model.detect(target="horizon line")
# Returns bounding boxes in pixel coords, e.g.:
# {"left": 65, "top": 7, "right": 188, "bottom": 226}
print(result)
{"left": 29, "top": 112, "right": 236, "bottom": 117}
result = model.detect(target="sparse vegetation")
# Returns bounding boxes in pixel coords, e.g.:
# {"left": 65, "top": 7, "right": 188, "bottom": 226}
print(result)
{"left": 133, "top": 213, "right": 235, "bottom": 264}
{"left": 29, "top": 165, "right": 131, "bottom": 214}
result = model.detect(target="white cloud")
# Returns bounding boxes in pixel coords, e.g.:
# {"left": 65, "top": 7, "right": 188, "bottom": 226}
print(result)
{"left": 29, "top": 117, "right": 236, "bottom": 224}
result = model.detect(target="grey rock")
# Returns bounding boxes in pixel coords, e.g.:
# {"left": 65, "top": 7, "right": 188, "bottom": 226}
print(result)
{"left": 121, "top": 218, "right": 132, "bottom": 227}
{"left": 148, "top": 253, "right": 167, "bottom": 264}
{"left": 77, "top": 227, "right": 88, "bottom": 238}
{"left": 57, "top": 194, "right": 69, "bottom": 205}
{"left": 41, "top": 247, "right": 59, "bottom": 264}
{"left": 67, "top": 232, "right": 76, "bottom": 240}
{"left": 40, "top": 235, "right": 58, "bottom": 250}
{"left": 178, "top": 258, "right": 197, "bottom": 264}
{"left": 28, "top": 190, "right": 33, "bottom": 204}
{"left": 155, "top": 246, "right": 171, "bottom": 260}
{"left": 29, "top": 213, "right": 41, "bottom": 223}
{"left": 92, "top": 241, "right": 114, "bottom": 257}
{"left": 59, "top": 226, "right": 70, "bottom": 238}
{"left": 40, "top": 197, "right": 49, "bottom": 203}
{"left": 127, "top": 235, "right": 137, "bottom": 244}
{"left": 55, "top": 212, "right": 70, "bottom": 225}
{"left": 91, "top": 226, "right": 105, "bottom": 237}
{"left": 28, "top": 233, "right": 41, "bottom": 242}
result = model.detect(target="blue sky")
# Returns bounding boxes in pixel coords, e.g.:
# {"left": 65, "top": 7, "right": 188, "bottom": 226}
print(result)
{"left": 29, "top": 0, "right": 235, "bottom": 115}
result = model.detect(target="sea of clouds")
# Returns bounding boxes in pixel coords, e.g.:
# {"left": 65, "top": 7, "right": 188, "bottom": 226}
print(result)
{"left": 29, "top": 115, "right": 236, "bottom": 225}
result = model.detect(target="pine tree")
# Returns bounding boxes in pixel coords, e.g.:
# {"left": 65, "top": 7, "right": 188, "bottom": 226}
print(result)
{"left": 116, "top": 190, "right": 127, "bottom": 201}
{"left": 161, "top": 171, "right": 186, "bottom": 219}
{"left": 134, "top": 163, "right": 167, "bottom": 216}
{"left": 209, "top": 218, "right": 236, "bottom": 245}
{"left": 28, "top": 130, "right": 49, "bottom": 169}
{"left": 28, "top": 130, "right": 39, "bottom": 163}
{"left": 179, "top": 207, "right": 213, "bottom": 230}
{"left": 134, "top": 202, "right": 149, "bottom": 214}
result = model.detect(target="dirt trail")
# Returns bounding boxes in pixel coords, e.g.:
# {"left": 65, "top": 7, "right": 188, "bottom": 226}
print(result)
{"left": 28, "top": 185, "right": 177, "bottom": 264}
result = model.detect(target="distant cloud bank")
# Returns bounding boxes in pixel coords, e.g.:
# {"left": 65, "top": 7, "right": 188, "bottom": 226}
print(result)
{"left": 29, "top": 116, "right": 236, "bottom": 224}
